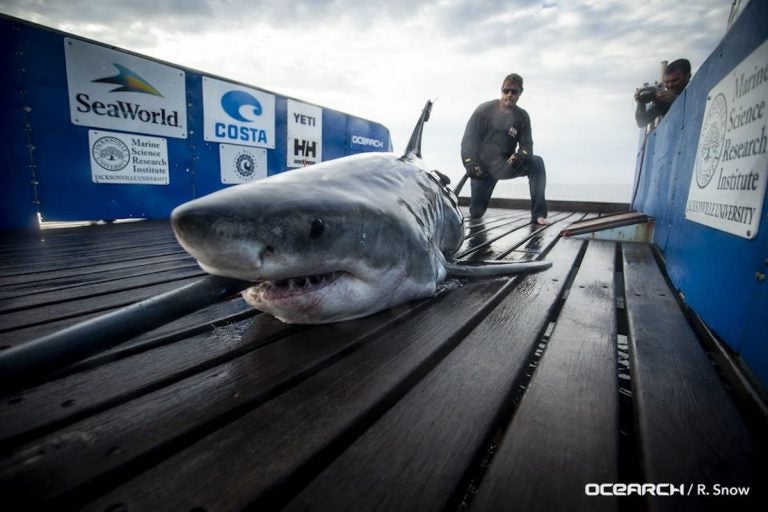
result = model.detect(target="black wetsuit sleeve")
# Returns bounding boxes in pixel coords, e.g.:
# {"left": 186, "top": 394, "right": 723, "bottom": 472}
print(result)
{"left": 518, "top": 110, "right": 533, "bottom": 154}
{"left": 461, "top": 105, "right": 486, "bottom": 165}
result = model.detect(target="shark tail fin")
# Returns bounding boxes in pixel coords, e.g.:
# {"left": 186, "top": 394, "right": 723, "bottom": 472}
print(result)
{"left": 402, "top": 100, "right": 433, "bottom": 159}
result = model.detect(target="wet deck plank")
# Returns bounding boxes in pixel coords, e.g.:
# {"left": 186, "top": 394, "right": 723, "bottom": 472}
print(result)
{"left": 472, "top": 239, "right": 619, "bottom": 512}
{"left": 0, "top": 210, "right": 762, "bottom": 511}
{"left": 622, "top": 243, "right": 756, "bottom": 512}
{"left": 283, "top": 237, "right": 585, "bottom": 511}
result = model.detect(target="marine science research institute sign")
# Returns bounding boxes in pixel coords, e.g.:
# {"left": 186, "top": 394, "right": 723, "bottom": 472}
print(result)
{"left": 686, "top": 38, "right": 768, "bottom": 239}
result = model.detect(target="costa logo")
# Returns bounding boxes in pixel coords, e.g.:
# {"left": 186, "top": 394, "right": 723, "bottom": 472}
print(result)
{"left": 221, "top": 91, "right": 263, "bottom": 122}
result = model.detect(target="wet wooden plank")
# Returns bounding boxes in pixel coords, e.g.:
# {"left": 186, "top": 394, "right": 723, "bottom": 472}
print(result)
{"left": 460, "top": 211, "right": 530, "bottom": 249}
{"left": 0, "top": 222, "right": 181, "bottom": 279}
{"left": 283, "top": 237, "right": 585, "bottom": 511}
{"left": 494, "top": 212, "right": 589, "bottom": 261}
{"left": 0, "top": 265, "right": 204, "bottom": 313}
{"left": 71, "top": 297, "right": 256, "bottom": 366}
{"left": 457, "top": 211, "right": 571, "bottom": 260}
{"left": 79, "top": 278, "right": 516, "bottom": 512}
{"left": 473, "top": 240, "right": 619, "bottom": 512}
{"left": 0, "top": 313, "right": 295, "bottom": 446}
{"left": 0, "top": 274, "right": 205, "bottom": 332}
{"left": 0, "top": 221, "right": 171, "bottom": 254}
{"left": 0, "top": 255, "right": 194, "bottom": 300}
{"left": 0, "top": 303, "right": 428, "bottom": 507}
{"left": 0, "top": 244, "right": 186, "bottom": 282}
{"left": 0, "top": 222, "right": 175, "bottom": 252}
{"left": 0, "top": 221, "right": 203, "bottom": 337}
{"left": 622, "top": 243, "right": 755, "bottom": 512}
{"left": 0, "top": 295, "right": 253, "bottom": 350}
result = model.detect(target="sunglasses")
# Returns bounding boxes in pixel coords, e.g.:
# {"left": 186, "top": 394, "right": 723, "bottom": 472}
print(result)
{"left": 502, "top": 88, "right": 523, "bottom": 95}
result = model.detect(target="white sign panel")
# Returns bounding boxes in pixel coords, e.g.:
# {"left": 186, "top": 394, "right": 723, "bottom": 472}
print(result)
{"left": 219, "top": 144, "right": 268, "bottom": 184}
{"left": 685, "top": 39, "right": 768, "bottom": 239}
{"left": 287, "top": 99, "right": 322, "bottom": 167}
{"left": 203, "top": 77, "right": 275, "bottom": 149}
{"left": 89, "top": 130, "right": 169, "bottom": 185}
{"left": 65, "top": 38, "right": 187, "bottom": 138}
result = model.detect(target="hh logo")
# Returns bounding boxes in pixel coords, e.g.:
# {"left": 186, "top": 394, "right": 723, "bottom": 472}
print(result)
{"left": 294, "top": 139, "right": 317, "bottom": 158}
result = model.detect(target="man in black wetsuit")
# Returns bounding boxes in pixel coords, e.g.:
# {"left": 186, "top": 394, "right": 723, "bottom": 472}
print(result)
{"left": 460, "top": 73, "right": 549, "bottom": 224}
{"left": 634, "top": 58, "right": 691, "bottom": 127}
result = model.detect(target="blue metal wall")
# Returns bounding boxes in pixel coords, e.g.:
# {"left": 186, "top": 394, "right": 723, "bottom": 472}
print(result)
{"left": 632, "top": 0, "right": 768, "bottom": 388}
{"left": 0, "top": 15, "right": 391, "bottom": 230}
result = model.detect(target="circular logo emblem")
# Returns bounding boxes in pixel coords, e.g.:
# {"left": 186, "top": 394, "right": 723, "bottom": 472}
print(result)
{"left": 235, "top": 152, "right": 255, "bottom": 178}
{"left": 92, "top": 136, "right": 130, "bottom": 171}
{"left": 694, "top": 93, "right": 727, "bottom": 188}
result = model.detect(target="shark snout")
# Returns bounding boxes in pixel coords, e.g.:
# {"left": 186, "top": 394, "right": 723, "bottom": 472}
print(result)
{"left": 171, "top": 201, "right": 271, "bottom": 278}
{"left": 170, "top": 202, "right": 207, "bottom": 240}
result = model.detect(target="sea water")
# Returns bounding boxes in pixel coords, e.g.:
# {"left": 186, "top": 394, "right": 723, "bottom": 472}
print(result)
{"left": 459, "top": 180, "right": 634, "bottom": 204}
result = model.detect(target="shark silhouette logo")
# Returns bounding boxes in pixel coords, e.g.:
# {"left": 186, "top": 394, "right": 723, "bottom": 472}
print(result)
{"left": 92, "top": 63, "right": 164, "bottom": 97}
{"left": 221, "top": 90, "right": 263, "bottom": 122}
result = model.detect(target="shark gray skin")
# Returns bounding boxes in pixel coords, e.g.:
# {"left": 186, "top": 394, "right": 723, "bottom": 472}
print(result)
{"left": 171, "top": 101, "right": 551, "bottom": 324}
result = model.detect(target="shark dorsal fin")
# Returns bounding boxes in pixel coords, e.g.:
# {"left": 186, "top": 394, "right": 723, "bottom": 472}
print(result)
{"left": 402, "top": 100, "right": 433, "bottom": 159}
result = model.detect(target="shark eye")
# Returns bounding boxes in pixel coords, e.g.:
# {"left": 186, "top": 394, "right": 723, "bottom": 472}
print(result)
{"left": 310, "top": 218, "right": 325, "bottom": 239}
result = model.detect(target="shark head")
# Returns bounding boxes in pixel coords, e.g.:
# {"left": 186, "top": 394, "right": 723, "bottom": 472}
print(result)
{"left": 171, "top": 152, "right": 463, "bottom": 323}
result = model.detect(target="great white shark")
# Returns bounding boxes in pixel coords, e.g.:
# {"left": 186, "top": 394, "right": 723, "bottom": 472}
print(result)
{"left": 171, "top": 101, "right": 551, "bottom": 324}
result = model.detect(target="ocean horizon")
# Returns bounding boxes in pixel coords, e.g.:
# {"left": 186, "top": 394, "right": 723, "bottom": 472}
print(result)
{"left": 458, "top": 180, "right": 635, "bottom": 204}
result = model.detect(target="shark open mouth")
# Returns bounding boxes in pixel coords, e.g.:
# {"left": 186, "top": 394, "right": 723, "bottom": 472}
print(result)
{"left": 253, "top": 270, "right": 348, "bottom": 300}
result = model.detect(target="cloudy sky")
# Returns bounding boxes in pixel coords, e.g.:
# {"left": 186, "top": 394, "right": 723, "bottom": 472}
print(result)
{"left": 1, "top": 0, "right": 737, "bottom": 201}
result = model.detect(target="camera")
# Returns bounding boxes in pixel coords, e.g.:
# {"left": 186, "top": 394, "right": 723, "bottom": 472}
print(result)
{"left": 636, "top": 82, "right": 663, "bottom": 103}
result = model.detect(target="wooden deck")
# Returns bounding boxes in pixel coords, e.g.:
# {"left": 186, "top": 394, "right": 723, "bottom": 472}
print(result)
{"left": 0, "top": 207, "right": 764, "bottom": 511}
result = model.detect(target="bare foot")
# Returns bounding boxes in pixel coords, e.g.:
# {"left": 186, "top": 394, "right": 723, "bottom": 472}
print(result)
{"left": 535, "top": 217, "right": 551, "bottom": 225}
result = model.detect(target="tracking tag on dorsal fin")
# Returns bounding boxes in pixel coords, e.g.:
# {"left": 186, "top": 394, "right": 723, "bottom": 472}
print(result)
{"left": 401, "top": 100, "right": 433, "bottom": 159}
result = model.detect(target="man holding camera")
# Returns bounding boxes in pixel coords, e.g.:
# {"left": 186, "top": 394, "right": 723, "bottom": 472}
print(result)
{"left": 460, "top": 73, "right": 549, "bottom": 224}
{"left": 635, "top": 58, "right": 691, "bottom": 127}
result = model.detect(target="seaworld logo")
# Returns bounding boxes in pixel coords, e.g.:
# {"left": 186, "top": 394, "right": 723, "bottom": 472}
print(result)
{"left": 64, "top": 37, "right": 187, "bottom": 138}
{"left": 92, "top": 64, "right": 164, "bottom": 97}
{"left": 221, "top": 90, "right": 263, "bottom": 122}
{"left": 81, "top": 63, "right": 177, "bottom": 125}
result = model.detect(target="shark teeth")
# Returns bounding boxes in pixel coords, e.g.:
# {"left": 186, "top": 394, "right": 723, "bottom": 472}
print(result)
{"left": 256, "top": 271, "right": 345, "bottom": 299}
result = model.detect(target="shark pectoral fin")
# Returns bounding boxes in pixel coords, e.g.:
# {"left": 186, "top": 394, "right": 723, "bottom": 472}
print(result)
{"left": 444, "top": 259, "right": 552, "bottom": 278}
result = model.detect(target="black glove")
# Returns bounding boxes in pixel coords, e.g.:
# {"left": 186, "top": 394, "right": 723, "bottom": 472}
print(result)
{"left": 463, "top": 158, "right": 487, "bottom": 178}
{"left": 507, "top": 150, "right": 529, "bottom": 171}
